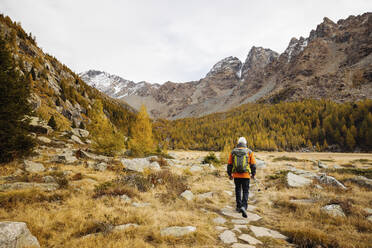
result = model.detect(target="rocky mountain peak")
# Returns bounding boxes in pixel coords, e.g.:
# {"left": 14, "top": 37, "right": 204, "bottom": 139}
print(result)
{"left": 241, "top": 46, "right": 279, "bottom": 80}
{"left": 205, "top": 56, "right": 242, "bottom": 79}
{"left": 281, "top": 36, "right": 308, "bottom": 63}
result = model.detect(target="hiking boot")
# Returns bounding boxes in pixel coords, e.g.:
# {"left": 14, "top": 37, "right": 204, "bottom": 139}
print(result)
{"left": 240, "top": 207, "right": 247, "bottom": 218}
{"left": 236, "top": 207, "right": 241, "bottom": 213}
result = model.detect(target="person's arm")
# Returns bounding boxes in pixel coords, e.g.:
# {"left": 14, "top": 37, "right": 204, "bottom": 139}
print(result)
{"left": 249, "top": 152, "right": 256, "bottom": 179}
{"left": 227, "top": 153, "right": 233, "bottom": 177}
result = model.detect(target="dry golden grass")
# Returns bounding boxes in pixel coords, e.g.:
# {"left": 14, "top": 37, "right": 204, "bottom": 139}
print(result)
{"left": 1, "top": 150, "right": 371, "bottom": 247}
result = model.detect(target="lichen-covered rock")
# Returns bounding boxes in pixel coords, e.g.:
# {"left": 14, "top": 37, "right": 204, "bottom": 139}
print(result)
{"left": 121, "top": 158, "right": 160, "bottom": 173}
{"left": 0, "top": 221, "right": 40, "bottom": 248}
{"left": 316, "top": 174, "right": 347, "bottom": 190}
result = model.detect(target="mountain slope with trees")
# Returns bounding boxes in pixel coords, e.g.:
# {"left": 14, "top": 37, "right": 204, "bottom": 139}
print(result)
{"left": 153, "top": 99, "right": 372, "bottom": 152}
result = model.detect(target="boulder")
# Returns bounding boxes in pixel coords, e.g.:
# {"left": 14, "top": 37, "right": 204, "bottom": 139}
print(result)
{"left": 37, "top": 136, "right": 51, "bottom": 143}
{"left": 219, "top": 230, "right": 237, "bottom": 244}
{"left": 249, "top": 225, "right": 287, "bottom": 239}
{"left": 316, "top": 174, "right": 347, "bottom": 190}
{"left": 287, "top": 166, "right": 317, "bottom": 178}
{"left": 28, "top": 116, "right": 53, "bottom": 134}
{"left": 89, "top": 162, "right": 107, "bottom": 171}
{"left": 121, "top": 158, "right": 160, "bottom": 173}
{"left": 321, "top": 204, "right": 345, "bottom": 217}
{"left": 78, "top": 150, "right": 111, "bottom": 162}
{"left": 180, "top": 190, "right": 194, "bottom": 201}
{"left": 42, "top": 176, "right": 56, "bottom": 183}
{"left": 287, "top": 172, "right": 312, "bottom": 187}
{"left": 24, "top": 160, "right": 45, "bottom": 173}
{"left": 318, "top": 161, "right": 328, "bottom": 169}
{"left": 71, "top": 128, "right": 89, "bottom": 138}
{"left": 160, "top": 226, "right": 196, "bottom": 237}
{"left": 0, "top": 182, "right": 58, "bottom": 192}
{"left": 212, "top": 217, "right": 227, "bottom": 225}
{"left": 71, "top": 135, "right": 84, "bottom": 145}
{"left": 53, "top": 153, "right": 78, "bottom": 164}
{"left": 348, "top": 176, "right": 372, "bottom": 190}
{"left": 238, "top": 233, "right": 263, "bottom": 245}
{"left": 0, "top": 221, "right": 40, "bottom": 248}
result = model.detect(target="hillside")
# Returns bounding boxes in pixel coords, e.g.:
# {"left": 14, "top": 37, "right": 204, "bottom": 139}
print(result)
{"left": 0, "top": 14, "right": 136, "bottom": 136}
{"left": 81, "top": 12, "right": 372, "bottom": 119}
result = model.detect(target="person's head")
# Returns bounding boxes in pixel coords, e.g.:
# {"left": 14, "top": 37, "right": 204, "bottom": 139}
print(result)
{"left": 237, "top": 137, "right": 247, "bottom": 147}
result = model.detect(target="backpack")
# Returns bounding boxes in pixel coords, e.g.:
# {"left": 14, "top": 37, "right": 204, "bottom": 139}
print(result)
{"left": 231, "top": 148, "right": 251, "bottom": 174}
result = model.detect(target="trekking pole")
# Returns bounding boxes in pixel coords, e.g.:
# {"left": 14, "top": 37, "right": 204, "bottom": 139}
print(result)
{"left": 253, "top": 178, "right": 261, "bottom": 192}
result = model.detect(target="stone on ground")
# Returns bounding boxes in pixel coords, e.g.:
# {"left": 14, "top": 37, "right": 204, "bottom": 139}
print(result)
{"left": 215, "top": 226, "right": 227, "bottom": 231}
{"left": 367, "top": 216, "right": 372, "bottom": 222}
{"left": 232, "top": 224, "right": 247, "bottom": 233}
{"left": 89, "top": 162, "right": 107, "bottom": 171}
{"left": 160, "top": 226, "right": 196, "bottom": 237}
{"left": 249, "top": 225, "right": 287, "bottom": 239}
{"left": 24, "top": 160, "right": 45, "bottom": 173}
{"left": 287, "top": 172, "right": 312, "bottom": 187}
{"left": 121, "top": 158, "right": 160, "bottom": 173}
{"left": 197, "top": 192, "right": 213, "bottom": 200}
{"left": 37, "top": 136, "right": 51, "bottom": 143}
{"left": 119, "top": 194, "right": 131, "bottom": 203}
{"left": 0, "top": 221, "right": 40, "bottom": 248}
{"left": 180, "top": 190, "right": 194, "bottom": 201}
{"left": 316, "top": 174, "right": 347, "bottom": 190}
{"left": 348, "top": 176, "right": 372, "bottom": 189}
{"left": 132, "top": 202, "right": 151, "bottom": 208}
{"left": 113, "top": 223, "right": 138, "bottom": 231}
{"left": 219, "top": 230, "right": 237, "bottom": 244}
{"left": 221, "top": 207, "right": 244, "bottom": 219}
{"left": 238, "top": 233, "right": 263, "bottom": 245}
{"left": 318, "top": 161, "right": 328, "bottom": 169}
{"left": 321, "top": 204, "right": 346, "bottom": 217}
{"left": 224, "top": 190, "right": 233, "bottom": 196}
{"left": 232, "top": 219, "right": 249, "bottom": 224}
{"left": 213, "top": 216, "right": 227, "bottom": 225}
{"left": 71, "top": 134, "right": 84, "bottom": 144}
{"left": 289, "top": 199, "right": 316, "bottom": 204}
{"left": 0, "top": 182, "right": 58, "bottom": 192}
{"left": 190, "top": 165, "right": 202, "bottom": 172}
{"left": 231, "top": 243, "right": 256, "bottom": 248}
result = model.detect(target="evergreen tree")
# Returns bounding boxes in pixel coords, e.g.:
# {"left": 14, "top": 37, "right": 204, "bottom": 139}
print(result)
{"left": 128, "top": 105, "right": 154, "bottom": 156}
{"left": 0, "top": 37, "right": 34, "bottom": 162}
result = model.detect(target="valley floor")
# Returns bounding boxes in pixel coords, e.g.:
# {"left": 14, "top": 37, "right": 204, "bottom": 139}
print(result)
{"left": 1, "top": 146, "right": 372, "bottom": 247}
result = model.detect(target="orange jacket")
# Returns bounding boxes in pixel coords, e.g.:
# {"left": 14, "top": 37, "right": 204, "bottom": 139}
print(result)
{"left": 228, "top": 148, "right": 256, "bottom": 178}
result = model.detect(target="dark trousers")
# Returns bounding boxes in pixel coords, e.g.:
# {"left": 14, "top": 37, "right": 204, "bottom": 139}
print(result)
{"left": 234, "top": 178, "right": 250, "bottom": 210}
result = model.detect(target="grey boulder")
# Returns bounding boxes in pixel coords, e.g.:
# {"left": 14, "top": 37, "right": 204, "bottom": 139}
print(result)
{"left": 0, "top": 221, "right": 40, "bottom": 248}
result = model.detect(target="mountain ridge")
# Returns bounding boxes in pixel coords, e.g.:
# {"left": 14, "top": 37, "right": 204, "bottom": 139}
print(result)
{"left": 82, "top": 12, "right": 371, "bottom": 119}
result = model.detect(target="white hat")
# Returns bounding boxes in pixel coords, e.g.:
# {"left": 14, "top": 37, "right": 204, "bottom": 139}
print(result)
{"left": 238, "top": 137, "right": 247, "bottom": 145}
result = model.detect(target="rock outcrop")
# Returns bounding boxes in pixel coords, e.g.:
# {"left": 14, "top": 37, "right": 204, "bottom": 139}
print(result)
{"left": 0, "top": 221, "right": 40, "bottom": 248}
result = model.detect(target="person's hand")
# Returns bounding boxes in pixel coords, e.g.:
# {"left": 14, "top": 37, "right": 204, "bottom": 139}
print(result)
{"left": 229, "top": 176, "right": 233, "bottom": 180}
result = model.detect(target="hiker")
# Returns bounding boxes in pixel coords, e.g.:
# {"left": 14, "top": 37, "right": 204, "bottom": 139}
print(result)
{"left": 227, "top": 137, "right": 256, "bottom": 218}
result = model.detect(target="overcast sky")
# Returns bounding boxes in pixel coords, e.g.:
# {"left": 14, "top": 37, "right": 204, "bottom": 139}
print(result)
{"left": 1, "top": 1, "right": 371, "bottom": 83}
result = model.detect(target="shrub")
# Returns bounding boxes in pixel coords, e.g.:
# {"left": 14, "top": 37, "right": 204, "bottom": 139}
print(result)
{"left": 202, "top": 152, "right": 220, "bottom": 165}
{"left": 93, "top": 180, "right": 138, "bottom": 198}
